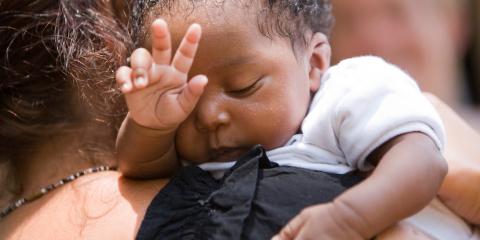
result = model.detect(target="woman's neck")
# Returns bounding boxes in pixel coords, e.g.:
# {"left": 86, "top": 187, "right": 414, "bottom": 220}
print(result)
{"left": 14, "top": 133, "right": 115, "bottom": 198}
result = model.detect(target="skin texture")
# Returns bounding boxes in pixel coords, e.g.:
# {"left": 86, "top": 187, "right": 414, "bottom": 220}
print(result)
{"left": 0, "top": 171, "right": 167, "bottom": 240}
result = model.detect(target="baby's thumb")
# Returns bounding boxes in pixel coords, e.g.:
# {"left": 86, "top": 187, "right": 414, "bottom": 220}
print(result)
{"left": 177, "top": 75, "right": 208, "bottom": 114}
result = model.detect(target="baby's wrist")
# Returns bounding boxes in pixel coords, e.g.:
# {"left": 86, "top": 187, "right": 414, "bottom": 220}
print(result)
{"left": 330, "top": 198, "right": 376, "bottom": 239}
{"left": 126, "top": 114, "right": 177, "bottom": 137}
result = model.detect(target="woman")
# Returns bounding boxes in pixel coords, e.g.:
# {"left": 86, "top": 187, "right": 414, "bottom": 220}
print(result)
{"left": 0, "top": 0, "right": 478, "bottom": 239}
{"left": 0, "top": 0, "right": 163, "bottom": 238}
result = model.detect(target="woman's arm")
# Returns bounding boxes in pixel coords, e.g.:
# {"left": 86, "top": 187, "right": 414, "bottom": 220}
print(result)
{"left": 425, "top": 93, "right": 480, "bottom": 224}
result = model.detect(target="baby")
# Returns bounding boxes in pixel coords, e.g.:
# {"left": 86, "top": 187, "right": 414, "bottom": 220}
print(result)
{"left": 116, "top": 0, "right": 447, "bottom": 239}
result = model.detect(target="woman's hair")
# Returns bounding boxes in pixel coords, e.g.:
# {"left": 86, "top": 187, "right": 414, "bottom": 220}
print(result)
{"left": 0, "top": 0, "right": 133, "bottom": 201}
{"left": 131, "top": 0, "right": 334, "bottom": 51}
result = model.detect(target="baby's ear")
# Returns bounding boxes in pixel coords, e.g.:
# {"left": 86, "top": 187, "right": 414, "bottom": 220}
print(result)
{"left": 308, "top": 32, "right": 331, "bottom": 92}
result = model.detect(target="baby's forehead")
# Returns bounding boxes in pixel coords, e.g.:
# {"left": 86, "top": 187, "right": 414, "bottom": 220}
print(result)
{"left": 145, "top": 0, "right": 258, "bottom": 28}
{"left": 138, "top": 0, "right": 315, "bottom": 60}
{"left": 143, "top": 1, "right": 264, "bottom": 47}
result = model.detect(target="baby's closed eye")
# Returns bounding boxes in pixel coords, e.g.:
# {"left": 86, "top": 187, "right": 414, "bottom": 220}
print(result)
{"left": 227, "top": 75, "right": 265, "bottom": 97}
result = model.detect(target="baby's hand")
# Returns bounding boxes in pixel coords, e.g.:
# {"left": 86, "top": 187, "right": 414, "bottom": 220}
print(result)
{"left": 116, "top": 19, "right": 207, "bottom": 130}
{"left": 272, "top": 203, "right": 365, "bottom": 240}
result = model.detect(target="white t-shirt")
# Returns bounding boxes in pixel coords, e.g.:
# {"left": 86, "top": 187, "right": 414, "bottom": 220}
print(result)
{"left": 403, "top": 198, "right": 480, "bottom": 240}
{"left": 200, "top": 56, "right": 445, "bottom": 174}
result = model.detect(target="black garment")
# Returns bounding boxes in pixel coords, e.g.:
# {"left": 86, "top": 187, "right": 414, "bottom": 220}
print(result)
{"left": 137, "top": 145, "right": 363, "bottom": 240}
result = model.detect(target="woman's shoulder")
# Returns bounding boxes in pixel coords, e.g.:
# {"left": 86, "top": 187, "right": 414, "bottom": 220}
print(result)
{"left": 0, "top": 171, "right": 167, "bottom": 240}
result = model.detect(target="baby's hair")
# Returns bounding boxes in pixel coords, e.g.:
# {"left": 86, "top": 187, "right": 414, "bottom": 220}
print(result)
{"left": 131, "top": 0, "right": 333, "bottom": 51}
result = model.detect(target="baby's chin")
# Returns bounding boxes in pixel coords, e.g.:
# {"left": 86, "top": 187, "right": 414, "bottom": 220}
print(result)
{"left": 180, "top": 146, "right": 253, "bottom": 164}
{"left": 208, "top": 147, "right": 253, "bottom": 163}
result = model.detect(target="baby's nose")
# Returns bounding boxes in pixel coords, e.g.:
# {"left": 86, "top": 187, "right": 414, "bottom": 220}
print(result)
{"left": 194, "top": 96, "right": 231, "bottom": 132}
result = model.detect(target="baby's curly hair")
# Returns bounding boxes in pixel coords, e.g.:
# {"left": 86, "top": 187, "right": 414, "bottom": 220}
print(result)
{"left": 131, "top": 0, "right": 333, "bottom": 51}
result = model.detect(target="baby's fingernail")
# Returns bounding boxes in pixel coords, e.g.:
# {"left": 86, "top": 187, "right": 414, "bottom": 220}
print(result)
{"left": 121, "top": 82, "right": 132, "bottom": 92}
{"left": 134, "top": 69, "right": 148, "bottom": 86}
{"left": 135, "top": 76, "right": 147, "bottom": 86}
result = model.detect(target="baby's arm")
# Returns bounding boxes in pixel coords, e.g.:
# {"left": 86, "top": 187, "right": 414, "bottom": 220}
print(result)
{"left": 115, "top": 19, "right": 207, "bottom": 178}
{"left": 116, "top": 115, "right": 178, "bottom": 178}
{"left": 273, "top": 57, "right": 448, "bottom": 239}
{"left": 274, "top": 132, "right": 447, "bottom": 240}
{"left": 331, "top": 132, "right": 447, "bottom": 238}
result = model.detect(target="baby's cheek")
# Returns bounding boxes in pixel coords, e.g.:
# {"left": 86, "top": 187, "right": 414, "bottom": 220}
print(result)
{"left": 263, "top": 101, "right": 308, "bottom": 149}
{"left": 175, "top": 124, "right": 204, "bottom": 162}
{"left": 259, "top": 117, "right": 302, "bottom": 150}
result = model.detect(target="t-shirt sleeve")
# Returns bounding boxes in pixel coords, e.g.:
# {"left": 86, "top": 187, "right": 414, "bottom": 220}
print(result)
{"left": 302, "top": 56, "right": 445, "bottom": 171}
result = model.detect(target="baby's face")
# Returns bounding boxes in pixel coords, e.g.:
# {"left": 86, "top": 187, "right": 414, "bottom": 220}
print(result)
{"left": 149, "top": 3, "right": 319, "bottom": 163}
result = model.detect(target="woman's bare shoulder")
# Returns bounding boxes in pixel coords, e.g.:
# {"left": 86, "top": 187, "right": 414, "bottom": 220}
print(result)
{"left": 0, "top": 171, "right": 168, "bottom": 240}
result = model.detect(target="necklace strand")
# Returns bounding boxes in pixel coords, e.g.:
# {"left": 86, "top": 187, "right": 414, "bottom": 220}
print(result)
{"left": 0, "top": 165, "right": 116, "bottom": 220}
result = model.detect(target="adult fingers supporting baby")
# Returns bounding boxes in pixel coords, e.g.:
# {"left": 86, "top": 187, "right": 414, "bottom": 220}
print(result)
{"left": 176, "top": 75, "right": 208, "bottom": 115}
{"left": 130, "top": 48, "right": 153, "bottom": 88}
{"left": 150, "top": 19, "right": 172, "bottom": 65}
{"left": 171, "top": 23, "right": 201, "bottom": 80}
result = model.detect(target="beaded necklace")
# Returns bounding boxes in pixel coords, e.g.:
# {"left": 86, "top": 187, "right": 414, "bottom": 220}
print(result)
{"left": 0, "top": 165, "right": 116, "bottom": 220}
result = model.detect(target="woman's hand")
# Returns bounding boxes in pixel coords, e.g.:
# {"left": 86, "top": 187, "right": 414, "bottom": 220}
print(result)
{"left": 425, "top": 93, "right": 480, "bottom": 224}
{"left": 116, "top": 19, "right": 208, "bottom": 131}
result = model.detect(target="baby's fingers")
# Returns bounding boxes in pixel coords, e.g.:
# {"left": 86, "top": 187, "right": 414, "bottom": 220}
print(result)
{"left": 151, "top": 19, "right": 172, "bottom": 65}
{"left": 171, "top": 23, "right": 201, "bottom": 77}
{"left": 177, "top": 75, "right": 208, "bottom": 115}
{"left": 130, "top": 48, "right": 153, "bottom": 88}
{"left": 116, "top": 66, "right": 133, "bottom": 93}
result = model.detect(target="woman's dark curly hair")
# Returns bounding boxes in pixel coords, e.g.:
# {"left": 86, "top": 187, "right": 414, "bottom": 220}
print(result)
{"left": 0, "top": 0, "right": 134, "bottom": 153}
{"left": 0, "top": 0, "right": 133, "bottom": 201}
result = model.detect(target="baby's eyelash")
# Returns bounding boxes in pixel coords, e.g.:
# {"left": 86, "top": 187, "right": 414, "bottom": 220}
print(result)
{"left": 229, "top": 77, "right": 263, "bottom": 97}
